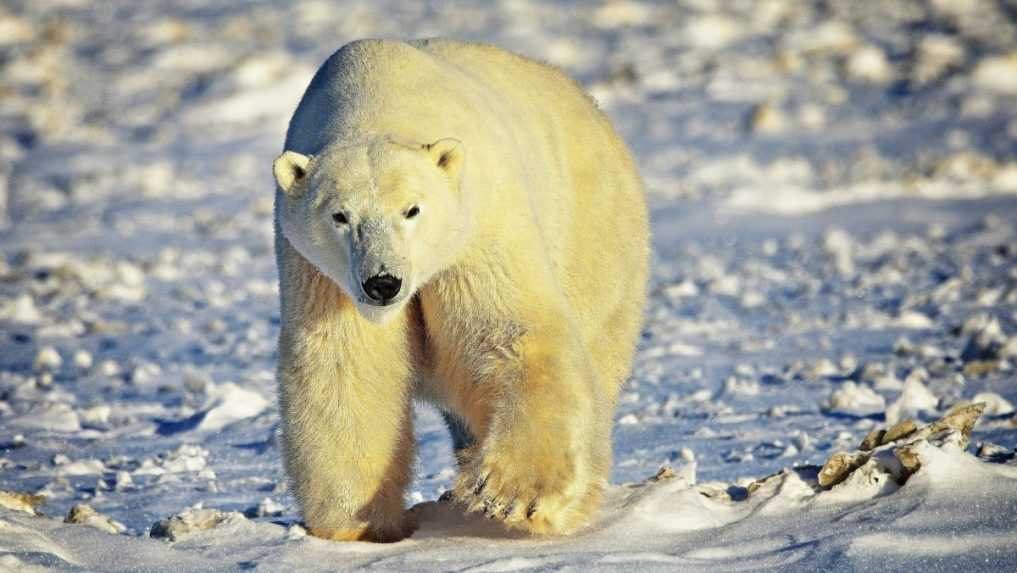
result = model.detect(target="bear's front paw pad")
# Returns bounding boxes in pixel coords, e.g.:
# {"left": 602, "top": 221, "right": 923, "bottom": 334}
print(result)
{"left": 452, "top": 452, "right": 587, "bottom": 535}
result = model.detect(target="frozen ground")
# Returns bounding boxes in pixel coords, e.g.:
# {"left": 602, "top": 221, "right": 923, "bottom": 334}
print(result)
{"left": 1, "top": 0, "right": 1016, "bottom": 571}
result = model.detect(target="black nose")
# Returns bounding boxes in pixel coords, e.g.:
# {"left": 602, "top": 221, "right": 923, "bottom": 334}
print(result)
{"left": 362, "top": 274, "right": 402, "bottom": 303}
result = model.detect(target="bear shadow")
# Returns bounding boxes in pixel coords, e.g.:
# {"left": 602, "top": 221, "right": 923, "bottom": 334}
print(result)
{"left": 408, "top": 500, "right": 531, "bottom": 541}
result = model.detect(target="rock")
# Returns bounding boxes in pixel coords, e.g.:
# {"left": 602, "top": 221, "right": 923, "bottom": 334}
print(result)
{"left": 80, "top": 404, "right": 111, "bottom": 426}
{"left": 859, "top": 419, "right": 919, "bottom": 450}
{"left": 664, "top": 279, "right": 699, "bottom": 299}
{"left": 823, "top": 405, "right": 986, "bottom": 488}
{"left": 976, "top": 442, "right": 1014, "bottom": 463}
{"left": 135, "top": 444, "right": 209, "bottom": 475}
{"left": 818, "top": 451, "right": 870, "bottom": 488}
{"left": 65, "top": 504, "right": 125, "bottom": 534}
{"left": 33, "top": 346, "right": 62, "bottom": 372}
{"left": 683, "top": 14, "right": 745, "bottom": 50}
{"left": 896, "top": 311, "right": 934, "bottom": 329}
{"left": 650, "top": 466, "right": 677, "bottom": 482}
{"left": 908, "top": 402, "right": 985, "bottom": 448}
{"left": 58, "top": 458, "right": 105, "bottom": 476}
{"left": 845, "top": 45, "right": 893, "bottom": 84}
{"left": 97, "top": 359, "right": 121, "bottom": 377}
{"left": 883, "top": 419, "right": 919, "bottom": 444}
{"left": 855, "top": 362, "right": 885, "bottom": 382}
{"left": 746, "top": 468, "right": 791, "bottom": 495}
{"left": 72, "top": 350, "right": 93, "bottom": 371}
{"left": 913, "top": 34, "right": 966, "bottom": 85}
{"left": 893, "top": 444, "right": 923, "bottom": 478}
{"left": 0, "top": 294, "right": 42, "bottom": 323}
{"left": 113, "top": 470, "right": 134, "bottom": 491}
{"left": 971, "top": 52, "right": 1017, "bottom": 95}
{"left": 893, "top": 337, "right": 915, "bottom": 356}
{"left": 785, "top": 20, "right": 858, "bottom": 56}
{"left": 0, "top": 490, "right": 45, "bottom": 515}
{"left": 807, "top": 358, "right": 841, "bottom": 381}
{"left": 150, "top": 507, "right": 244, "bottom": 541}
{"left": 747, "top": 102, "right": 787, "bottom": 135}
{"left": 798, "top": 103, "right": 826, "bottom": 129}
{"left": 591, "top": 1, "right": 657, "bottom": 29}
{"left": 0, "top": 13, "right": 36, "bottom": 46}
{"left": 244, "top": 497, "right": 284, "bottom": 518}
{"left": 859, "top": 428, "right": 885, "bottom": 451}
{"left": 129, "top": 362, "right": 162, "bottom": 385}
{"left": 286, "top": 523, "right": 307, "bottom": 541}
{"left": 958, "top": 313, "right": 994, "bottom": 337}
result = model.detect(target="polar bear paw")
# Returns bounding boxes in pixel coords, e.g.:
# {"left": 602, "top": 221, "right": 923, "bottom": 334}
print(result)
{"left": 452, "top": 444, "right": 592, "bottom": 535}
{"left": 306, "top": 513, "right": 416, "bottom": 543}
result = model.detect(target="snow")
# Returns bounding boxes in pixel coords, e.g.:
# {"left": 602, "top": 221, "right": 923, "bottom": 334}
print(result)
{"left": 189, "top": 382, "right": 270, "bottom": 433}
{"left": 825, "top": 382, "right": 887, "bottom": 417}
{"left": 1, "top": 0, "right": 1016, "bottom": 571}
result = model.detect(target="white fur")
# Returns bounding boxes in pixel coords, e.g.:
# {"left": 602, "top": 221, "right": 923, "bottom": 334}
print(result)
{"left": 274, "top": 39, "right": 649, "bottom": 541}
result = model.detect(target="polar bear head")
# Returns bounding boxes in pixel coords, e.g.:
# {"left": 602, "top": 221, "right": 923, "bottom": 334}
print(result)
{"left": 274, "top": 135, "right": 468, "bottom": 323}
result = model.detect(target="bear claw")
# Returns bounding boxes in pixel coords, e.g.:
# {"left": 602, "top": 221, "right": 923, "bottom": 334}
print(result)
{"left": 453, "top": 459, "right": 586, "bottom": 535}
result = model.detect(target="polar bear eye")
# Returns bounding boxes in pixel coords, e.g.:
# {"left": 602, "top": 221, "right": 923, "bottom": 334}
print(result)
{"left": 404, "top": 205, "right": 420, "bottom": 219}
{"left": 332, "top": 212, "right": 349, "bottom": 225}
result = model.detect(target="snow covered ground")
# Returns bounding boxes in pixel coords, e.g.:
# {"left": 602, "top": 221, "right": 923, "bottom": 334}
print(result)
{"left": 2, "top": 0, "right": 1016, "bottom": 571}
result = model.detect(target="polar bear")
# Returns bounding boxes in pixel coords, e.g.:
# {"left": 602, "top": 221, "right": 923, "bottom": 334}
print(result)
{"left": 273, "top": 39, "right": 648, "bottom": 542}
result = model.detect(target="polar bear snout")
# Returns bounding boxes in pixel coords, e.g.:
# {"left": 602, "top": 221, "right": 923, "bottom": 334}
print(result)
{"left": 362, "top": 273, "right": 403, "bottom": 305}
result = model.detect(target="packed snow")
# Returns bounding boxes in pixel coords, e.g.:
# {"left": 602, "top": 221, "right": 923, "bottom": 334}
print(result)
{"left": 1, "top": 0, "right": 1016, "bottom": 571}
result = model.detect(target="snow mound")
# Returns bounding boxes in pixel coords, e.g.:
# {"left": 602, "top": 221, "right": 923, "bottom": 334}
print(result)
{"left": 824, "top": 381, "right": 886, "bottom": 417}
{"left": 195, "top": 382, "right": 269, "bottom": 432}
{"left": 157, "top": 382, "right": 269, "bottom": 434}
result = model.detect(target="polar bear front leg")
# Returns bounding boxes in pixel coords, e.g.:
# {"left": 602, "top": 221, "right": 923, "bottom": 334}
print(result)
{"left": 276, "top": 261, "right": 417, "bottom": 544}
{"left": 279, "top": 320, "right": 416, "bottom": 542}
{"left": 452, "top": 322, "right": 603, "bottom": 535}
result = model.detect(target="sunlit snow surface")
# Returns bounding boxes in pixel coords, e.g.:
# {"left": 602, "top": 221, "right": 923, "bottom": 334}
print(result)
{"left": 1, "top": 0, "right": 1016, "bottom": 571}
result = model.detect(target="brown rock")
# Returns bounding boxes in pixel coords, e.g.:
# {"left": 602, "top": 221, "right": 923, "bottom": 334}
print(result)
{"left": 746, "top": 469, "right": 788, "bottom": 495}
{"left": 818, "top": 451, "right": 870, "bottom": 488}
{"left": 65, "top": 503, "right": 125, "bottom": 534}
{"left": 930, "top": 402, "right": 984, "bottom": 446}
{"left": 747, "top": 103, "right": 787, "bottom": 135}
{"left": 883, "top": 419, "right": 918, "bottom": 444}
{"left": 894, "top": 444, "right": 923, "bottom": 479}
{"left": 860, "top": 428, "right": 885, "bottom": 451}
{"left": 65, "top": 503, "right": 97, "bottom": 523}
{"left": 650, "top": 466, "right": 677, "bottom": 482}
{"left": 0, "top": 490, "right": 45, "bottom": 515}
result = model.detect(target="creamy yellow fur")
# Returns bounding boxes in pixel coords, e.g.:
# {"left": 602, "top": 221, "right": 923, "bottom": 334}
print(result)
{"left": 274, "top": 39, "right": 649, "bottom": 541}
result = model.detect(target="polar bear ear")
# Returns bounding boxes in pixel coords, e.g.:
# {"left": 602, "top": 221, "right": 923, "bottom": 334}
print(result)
{"left": 273, "top": 151, "right": 312, "bottom": 194}
{"left": 426, "top": 138, "right": 464, "bottom": 177}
